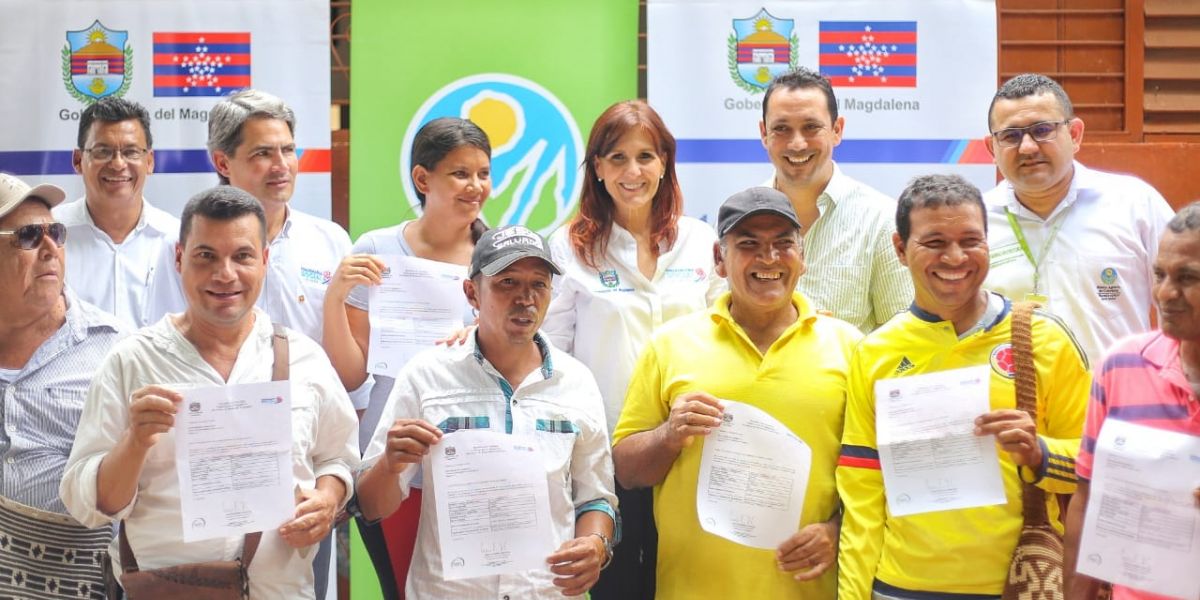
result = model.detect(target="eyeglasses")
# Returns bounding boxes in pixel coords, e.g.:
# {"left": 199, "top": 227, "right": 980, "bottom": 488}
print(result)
{"left": 990, "top": 120, "right": 1069, "bottom": 148}
{"left": 0, "top": 223, "right": 67, "bottom": 249}
{"left": 83, "top": 146, "right": 149, "bottom": 162}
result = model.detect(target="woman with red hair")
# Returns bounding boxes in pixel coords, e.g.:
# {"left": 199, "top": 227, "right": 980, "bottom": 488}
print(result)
{"left": 542, "top": 100, "right": 723, "bottom": 600}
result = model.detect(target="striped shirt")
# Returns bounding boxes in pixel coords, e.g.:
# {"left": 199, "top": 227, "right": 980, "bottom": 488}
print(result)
{"left": 1078, "top": 331, "right": 1199, "bottom": 478}
{"left": 1076, "top": 331, "right": 1196, "bottom": 600}
{"left": 770, "top": 164, "right": 914, "bottom": 333}
{"left": 0, "top": 289, "right": 124, "bottom": 514}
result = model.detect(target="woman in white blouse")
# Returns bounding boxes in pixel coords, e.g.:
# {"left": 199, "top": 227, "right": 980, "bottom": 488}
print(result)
{"left": 541, "top": 100, "right": 723, "bottom": 600}
{"left": 321, "top": 117, "right": 490, "bottom": 598}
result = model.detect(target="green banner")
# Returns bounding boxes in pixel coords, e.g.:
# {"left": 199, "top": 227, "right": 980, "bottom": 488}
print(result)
{"left": 350, "top": 1, "right": 639, "bottom": 239}
{"left": 349, "top": 4, "right": 637, "bottom": 597}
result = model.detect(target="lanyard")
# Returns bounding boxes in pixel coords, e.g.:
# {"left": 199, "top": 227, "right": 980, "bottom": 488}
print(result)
{"left": 1003, "top": 206, "right": 1069, "bottom": 295}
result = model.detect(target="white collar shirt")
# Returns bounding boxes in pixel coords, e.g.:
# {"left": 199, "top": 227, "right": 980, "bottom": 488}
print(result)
{"left": 984, "top": 161, "right": 1175, "bottom": 367}
{"left": 60, "top": 309, "right": 359, "bottom": 599}
{"left": 259, "top": 209, "right": 353, "bottom": 344}
{"left": 0, "top": 288, "right": 125, "bottom": 514}
{"left": 53, "top": 197, "right": 180, "bottom": 328}
{"left": 542, "top": 216, "right": 724, "bottom": 431}
{"left": 361, "top": 335, "right": 617, "bottom": 600}
{"left": 766, "top": 164, "right": 913, "bottom": 333}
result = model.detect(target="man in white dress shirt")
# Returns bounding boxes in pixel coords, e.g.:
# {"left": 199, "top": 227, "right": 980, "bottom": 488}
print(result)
{"left": 61, "top": 185, "right": 358, "bottom": 599}
{"left": 983, "top": 73, "right": 1175, "bottom": 367}
{"left": 54, "top": 97, "right": 180, "bottom": 328}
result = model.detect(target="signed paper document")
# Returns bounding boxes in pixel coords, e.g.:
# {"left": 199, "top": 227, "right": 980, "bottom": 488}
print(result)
{"left": 174, "top": 380, "right": 294, "bottom": 542}
{"left": 367, "top": 255, "right": 468, "bottom": 376}
{"left": 430, "top": 430, "right": 554, "bottom": 581}
{"left": 1077, "top": 419, "right": 1200, "bottom": 599}
{"left": 696, "top": 399, "right": 811, "bottom": 549}
{"left": 875, "top": 365, "right": 1006, "bottom": 517}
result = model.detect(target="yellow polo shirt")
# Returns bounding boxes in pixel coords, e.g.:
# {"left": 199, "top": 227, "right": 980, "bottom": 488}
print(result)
{"left": 614, "top": 292, "right": 862, "bottom": 600}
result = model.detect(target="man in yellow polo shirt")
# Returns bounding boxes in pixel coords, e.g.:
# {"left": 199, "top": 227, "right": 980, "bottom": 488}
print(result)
{"left": 612, "top": 186, "right": 862, "bottom": 599}
{"left": 836, "top": 174, "right": 1090, "bottom": 599}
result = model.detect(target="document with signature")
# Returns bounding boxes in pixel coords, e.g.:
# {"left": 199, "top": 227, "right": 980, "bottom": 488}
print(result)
{"left": 875, "top": 365, "right": 1006, "bottom": 517}
{"left": 1077, "top": 419, "right": 1200, "bottom": 598}
{"left": 367, "top": 255, "right": 468, "bottom": 376}
{"left": 430, "top": 430, "right": 554, "bottom": 580}
{"left": 174, "top": 380, "right": 295, "bottom": 542}
{"left": 695, "top": 399, "right": 811, "bottom": 549}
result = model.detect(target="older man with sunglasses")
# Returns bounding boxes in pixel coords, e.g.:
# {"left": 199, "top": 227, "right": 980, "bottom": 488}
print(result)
{"left": 983, "top": 74, "right": 1175, "bottom": 368}
{"left": 0, "top": 173, "right": 126, "bottom": 599}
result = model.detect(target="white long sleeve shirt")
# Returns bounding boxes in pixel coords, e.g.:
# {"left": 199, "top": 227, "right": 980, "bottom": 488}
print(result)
{"left": 54, "top": 197, "right": 180, "bottom": 329}
{"left": 60, "top": 309, "right": 359, "bottom": 599}
{"left": 542, "top": 217, "right": 724, "bottom": 431}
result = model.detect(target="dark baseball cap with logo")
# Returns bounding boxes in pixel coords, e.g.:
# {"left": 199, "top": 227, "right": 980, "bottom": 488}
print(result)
{"left": 716, "top": 186, "right": 802, "bottom": 238}
{"left": 469, "top": 225, "right": 563, "bottom": 278}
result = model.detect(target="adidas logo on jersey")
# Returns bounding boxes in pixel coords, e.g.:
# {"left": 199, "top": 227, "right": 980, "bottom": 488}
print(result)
{"left": 894, "top": 356, "right": 915, "bottom": 375}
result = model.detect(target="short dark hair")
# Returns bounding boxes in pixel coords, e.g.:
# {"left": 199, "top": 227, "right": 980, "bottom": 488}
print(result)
{"left": 762, "top": 67, "right": 838, "bottom": 124}
{"left": 1167, "top": 201, "right": 1200, "bottom": 234}
{"left": 411, "top": 117, "right": 492, "bottom": 207}
{"left": 77, "top": 97, "right": 153, "bottom": 149}
{"left": 179, "top": 186, "right": 267, "bottom": 246}
{"left": 988, "top": 73, "right": 1074, "bottom": 129}
{"left": 896, "top": 174, "right": 986, "bottom": 243}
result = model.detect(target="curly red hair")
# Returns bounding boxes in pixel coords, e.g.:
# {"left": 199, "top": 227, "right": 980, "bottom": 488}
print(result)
{"left": 568, "top": 100, "right": 683, "bottom": 270}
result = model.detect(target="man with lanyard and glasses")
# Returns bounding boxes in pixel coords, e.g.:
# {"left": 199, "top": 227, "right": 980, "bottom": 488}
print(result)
{"left": 982, "top": 73, "right": 1175, "bottom": 368}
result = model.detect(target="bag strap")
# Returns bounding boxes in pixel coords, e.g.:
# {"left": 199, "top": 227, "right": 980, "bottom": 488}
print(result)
{"left": 1010, "top": 301, "right": 1049, "bottom": 527}
{"left": 117, "top": 323, "right": 290, "bottom": 572}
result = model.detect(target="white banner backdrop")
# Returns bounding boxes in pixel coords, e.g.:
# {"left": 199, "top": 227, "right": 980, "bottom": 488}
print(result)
{"left": 0, "top": 0, "right": 331, "bottom": 218}
{"left": 649, "top": 0, "right": 997, "bottom": 222}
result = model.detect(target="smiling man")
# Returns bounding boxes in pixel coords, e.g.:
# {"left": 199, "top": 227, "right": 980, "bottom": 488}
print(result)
{"left": 54, "top": 98, "right": 181, "bottom": 329}
{"left": 207, "top": 89, "right": 353, "bottom": 345}
{"left": 837, "top": 174, "right": 1091, "bottom": 600}
{"left": 759, "top": 67, "right": 911, "bottom": 333}
{"left": 983, "top": 74, "right": 1175, "bottom": 368}
{"left": 355, "top": 225, "right": 618, "bottom": 599}
{"left": 611, "top": 187, "right": 862, "bottom": 599}
{"left": 61, "top": 185, "right": 358, "bottom": 599}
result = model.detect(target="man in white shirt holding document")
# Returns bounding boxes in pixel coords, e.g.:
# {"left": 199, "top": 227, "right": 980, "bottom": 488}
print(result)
{"left": 356, "top": 225, "right": 618, "bottom": 599}
{"left": 60, "top": 186, "right": 358, "bottom": 599}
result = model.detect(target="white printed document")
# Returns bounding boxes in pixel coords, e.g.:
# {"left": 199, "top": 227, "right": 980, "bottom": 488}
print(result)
{"left": 875, "top": 365, "right": 1006, "bottom": 517}
{"left": 175, "top": 380, "right": 295, "bottom": 542}
{"left": 430, "top": 430, "right": 554, "bottom": 580}
{"left": 1077, "top": 419, "right": 1200, "bottom": 599}
{"left": 367, "top": 255, "right": 468, "bottom": 376}
{"left": 696, "top": 399, "right": 811, "bottom": 549}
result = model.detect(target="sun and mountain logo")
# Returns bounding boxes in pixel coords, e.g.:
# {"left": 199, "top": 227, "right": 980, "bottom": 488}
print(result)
{"left": 727, "top": 8, "right": 798, "bottom": 94}
{"left": 63, "top": 20, "right": 133, "bottom": 103}
{"left": 400, "top": 74, "right": 583, "bottom": 236}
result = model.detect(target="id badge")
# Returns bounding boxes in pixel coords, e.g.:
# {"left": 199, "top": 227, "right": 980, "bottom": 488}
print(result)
{"left": 1023, "top": 293, "right": 1049, "bottom": 305}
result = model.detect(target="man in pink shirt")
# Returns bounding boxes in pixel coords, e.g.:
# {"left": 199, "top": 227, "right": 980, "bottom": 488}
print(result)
{"left": 1064, "top": 201, "right": 1200, "bottom": 599}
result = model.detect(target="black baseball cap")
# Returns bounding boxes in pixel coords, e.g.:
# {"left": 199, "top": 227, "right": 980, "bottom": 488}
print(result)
{"left": 469, "top": 225, "right": 563, "bottom": 277}
{"left": 716, "top": 186, "right": 802, "bottom": 237}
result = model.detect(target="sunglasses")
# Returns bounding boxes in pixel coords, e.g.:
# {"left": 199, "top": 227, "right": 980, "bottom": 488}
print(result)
{"left": 0, "top": 223, "right": 67, "bottom": 249}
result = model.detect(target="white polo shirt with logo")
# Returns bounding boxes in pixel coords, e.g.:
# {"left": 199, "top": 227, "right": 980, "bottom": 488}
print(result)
{"left": 984, "top": 161, "right": 1175, "bottom": 367}
{"left": 259, "top": 208, "right": 352, "bottom": 344}
{"left": 543, "top": 216, "right": 725, "bottom": 432}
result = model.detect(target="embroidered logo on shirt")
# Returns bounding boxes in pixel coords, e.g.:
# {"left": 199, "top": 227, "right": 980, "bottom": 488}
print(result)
{"left": 990, "top": 343, "right": 1015, "bottom": 379}
{"left": 894, "top": 356, "right": 915, "bottom": 375}
{"left": 599, "top": 269, "right": 620, "bottom": 288}
{"left": 662, "top": 267, "right": 706, "bottom": 283}
{"left": 1096, "top": 266, "right": 1122, "bottom": 302}
{"left": 300, "top": 266, "right": 333, "bottom": 285}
